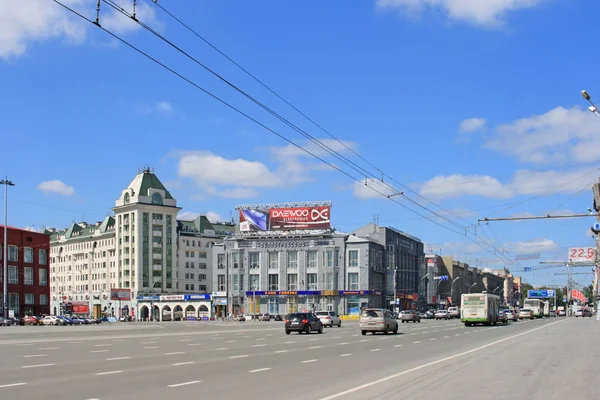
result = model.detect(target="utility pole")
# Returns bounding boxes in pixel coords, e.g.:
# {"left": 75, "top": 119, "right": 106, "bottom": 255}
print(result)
{"left": 1, "top": 177, "right": 15, "bottom": 319}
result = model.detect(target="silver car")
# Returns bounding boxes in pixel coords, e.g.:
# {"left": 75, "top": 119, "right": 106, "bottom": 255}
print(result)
{"left": 360, "top": 308, "right": 399, "bottom": 335}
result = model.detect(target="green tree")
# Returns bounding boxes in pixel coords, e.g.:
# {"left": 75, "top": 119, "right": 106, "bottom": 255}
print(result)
{"left": 583, "top": 284, "right": 594, "bottom": 302}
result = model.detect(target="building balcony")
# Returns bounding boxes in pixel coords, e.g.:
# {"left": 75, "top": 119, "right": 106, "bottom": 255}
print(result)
{"left": 152, "top": 254, "right": 162, "bottom": 260}
{"left": 152, "top": 265, "right": 162, "bottom": 271}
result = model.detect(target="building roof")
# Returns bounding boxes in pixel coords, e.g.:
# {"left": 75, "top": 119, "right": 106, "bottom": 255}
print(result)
{"left": 177, "top": 215, "right": 235, "bottom": 237}
{"left": 346, "top": 233, "right": 377, "bottom": 244}
{"left": 49, "top": 216, "right": 115, "bottom": 243}
{"left": 126, "top": 168, "right": 174, "bottom": 200}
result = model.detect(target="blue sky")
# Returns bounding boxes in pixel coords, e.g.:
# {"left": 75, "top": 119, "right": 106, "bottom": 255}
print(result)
{"left": 1, "top": 0, "right": 599, "bottom": 287}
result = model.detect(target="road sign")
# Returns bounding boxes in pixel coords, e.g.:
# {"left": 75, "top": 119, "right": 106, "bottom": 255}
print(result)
{"left": 563, "top": 296, "right": 567, "bottom": 302}
{"left": 528, "top": 289, "right": 555, "bottom": 298}
{"left": 436, "top": 275, "right": 449, "bottom": 281}
{"left": 568, "top": 247, "right": 595, "bottom": 263}
{"left": 524, "top": 267, "right": 532, "bottom": 272}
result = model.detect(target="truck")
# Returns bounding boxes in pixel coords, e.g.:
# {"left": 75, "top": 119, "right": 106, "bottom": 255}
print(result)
{"left": 461, "top": 292, "right": 500, "bottom": 327}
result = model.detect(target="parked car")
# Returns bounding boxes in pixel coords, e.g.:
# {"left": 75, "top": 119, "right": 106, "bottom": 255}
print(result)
{"left": 498, "top": 310, "right": 508, "bottom": 324}
{"left": 518, "top": 309, "right": 534, "bottom": 320}
{"left": 57, "top": 316, "right": 73, "bottom": 325}
{"left": 42, "top": 316, "right": 60, "bottom": 325}
{"left": 234, "top": 315, "right": 246, "bottom": 322}
{"left": 284, "top": 313, "right": 323, "bottom": 334}
{"left": 447, "top": 307, "right": 460, "bottom": 319}
{"left": 399, "top": 310, "right": 420, "bottom": 323}
{"left": 558, "top": 309, "right": 566, "bottom": 317}
{"left": 23, "top": 315, "right": 38, "bottom": 325}
{"left": 315, "top": 311, "right": 342, "bottom": 327}
{"left": 259, "top": 313, "right": 271, "bottom": 321}
{"left": 434, "top": 310, "right": 449, "bottom": 320}
{"left": 359, "top": 308, "right": 398, "bottom": 335}
{"left": 10, "top": 317, "right": 24, "bottom": 326}
{"left": 0, "top": 317, "right": 13, "bottom": 326}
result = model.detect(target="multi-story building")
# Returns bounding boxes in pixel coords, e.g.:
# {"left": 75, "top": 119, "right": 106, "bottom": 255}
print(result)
{"left": 0, "top": 226, "right": 50, "bottom": 317}
{"left": 352, "top": 224, "right": 424, "bottom": 311}
{"left": 48, "top": 217, "right": 117, "bottom": 317}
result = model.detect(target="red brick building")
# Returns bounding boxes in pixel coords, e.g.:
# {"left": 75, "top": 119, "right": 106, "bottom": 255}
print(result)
{"left": 0, "top": 226, "right": 50, "bottom": 316}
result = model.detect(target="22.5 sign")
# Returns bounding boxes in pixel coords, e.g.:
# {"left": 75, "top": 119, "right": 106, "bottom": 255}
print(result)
{"left": 568, "top": 247, "right": 596, "bottom": 262}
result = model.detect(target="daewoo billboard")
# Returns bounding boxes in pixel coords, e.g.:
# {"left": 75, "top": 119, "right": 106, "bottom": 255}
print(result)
{"left": 239, "top": 205, "right": 331, "bottom": 231}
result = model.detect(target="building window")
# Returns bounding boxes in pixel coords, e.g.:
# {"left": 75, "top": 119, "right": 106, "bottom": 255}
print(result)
{"left": 232, "top": 275, "right": 239, "bottom": 291}
{"left": 24, "top": 267, "right": 34, "bottom": 285}
{"left": 217, "top": 254, "right": 225, "bottom": 269}
{"left": 200, "top": 285, "right": 207, "bottom": 291}
{"left": 199, "top": 252, "right": 207, "bottom": 259}
{"left": 348, "top": 250, "right": 358, "bottom": 267}
{"left": 348, "top": 273, "right": 359, "bottom": 290}
{"left": 40, "top": 294, "right": 48, "bottom": 305}
{"left": 217, "top": 274, "right": 225, "bottom": 291}
{"left": 39, "top": 269, "right": 48, "bottom": 286}
{"left": 268, "top": 274, "right": 279, "bottom": 290}
{"left": 249, "top": 274, "right": 259, "bottom": 290}
{"left": 8, "top": 266, "right": 18, "bottom": 284}
{"left": 249, "top": 252, "right": 260, "bottom": 269}
{"left": 9, "top": 293, "right": 19, "bottom": 310}
{"left": 8, "top": 246, "right": 18, "bottom": 262}
{"left": 232, "top": 253, "right": 240, "bottom": 269}
{"left": 287, "top": 252, "right": 298, "bottom": 269}
{"left": 307, "top": 250, "right": 317, "bottom": 268}
{"left": 24, "top": 247, "right": 34, "bottom": 264}
{"left": 307, "top": 273, "right": 318, "bottom": 290}
{"left": 268, "top": 252, "right": 278, "bottom": 269}
{"left": 240, "top": 275, "right": 244, "bottom": 291}
{"left": 199, "top": 263, "right": 207, "bottom": 269}
{"left": 326, "top": 272, "right": 333, "bottom": 290}
{"left": 326, "top": 250, "right": 334, "bottom": 268}
{"left": 287, "top": 274, "right": 298, "bottom": 290}
{"left": 198, "top": 274, "right": 207, "bottom": 281}
{"left": 25, "top": 293, "right": 34, "bottom": 305}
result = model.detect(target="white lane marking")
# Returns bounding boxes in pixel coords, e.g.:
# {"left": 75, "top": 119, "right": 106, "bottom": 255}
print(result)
{"left": 90, "top": 350, "right": 109, "bottom": 353}
{"left": 0, "top": 383, "right": 26, "bottom": 388}
{"left": 39, "top": 347, "right": 58, "bottom": 350}
{"left": 149, "top": 338, "right": 161, "bottom": 340}
{"left": 380, "top": 337, "right": 389, "bottom": 340}
{"left": 168, "top": 380, "right": 201, "bottom": 388}
{"left": 309, "top": 338, "right": 319, "bottom": 341}
{"left": 106, "top": 357, "right": 131, "bottom": 361}
{"left": 285, "top": 341, "right": 295, "bottom": 344}
{"left": 172, "top": 362, "right": 194, "bottom": 366}
{"left": 112, "top": 339, "right": 125, "bottom": 342}
{"left": 340, "top": 353, "right": 353, "bottom": 357}
{"left": 143, "top": 342, "right": 156, "bottom": 345}
{"left": 309, "top": 346, "right": 322, "bottom": 349}
{"left": 144, "top": 346, "right": 159, "bottom": 349}
{"left": 188, "top": 343, "right": 203, "bottom": 346}
{"left": 359, "top": 339, "right": 368, "bottom": 342}
{"left": 179, "top": 339, "right": 192, "bottom": 342}
{"left": 332, "top": 336, "right": 341, "bottom": 339}
{"left": 21, "top": 364, "right": 55, "bottom": 369}
{"left": 413, "top": 341, "right": 422, "bottom": 344}
{"left": 318, "top": 320, "right": 564, "bottom": 400}
{"left": 249, "top": 368, "right": 271, "bottom": 373}
{"left": 94, "top": 344, "right": 112, "bottom": 347}
{"left": 430, "top": 338, "right": 436, "bottom": 341}
{"left": 226, "top": 340, "right": 237, "bottom": 343}
{"left": 229, "top": 355, "right": 249, "bottom": 359}
{"left": 351, "top": 334, "right": 359, "bottom": 337}
{"left": 371, "top": 349, "right": 381, "bottom": 352}
{"left": 275, "top": 350, "right": 289, "bottom": 354}
{"left": 455, "top": 334, "right": 460, "bottom": 336}
{"left": 465, "top": 332, "right": 471, "bottom": 335}
{"left": 266, "top": 334, "right": 273, "bottom": 337}
{"left": 165, "top": 352, "right": 185, "bottom": 356}
{"left": 444, "top": 336, "right": 449, "bottom": 339}
{"left": 215, "top": 348, "right": 228, "bottom": 351}
{"left": 16, "top": 344, "right": 33, "bottom": 347}
{"left": 242, "top": 336, "right": 250, "bottom": 338}
{"left": 302, "top": 359, "right": 318, "bottom": 364}
{"left": 256, "top": 338, "right": 266, "bottom": 341}
{"left": 339, "top": 342, "right": 349, "bottom": 345}
{"left": 252, "top": 344, "right": 266, "bottom": 347}
{"left": 394, "top": 345, "right": 403, "bottom": 348}
{"left": 68, "top": 341, "right": 82, "bottom": 344}
{"left": 23, "top": 354, "right": 47, "bottom": 358}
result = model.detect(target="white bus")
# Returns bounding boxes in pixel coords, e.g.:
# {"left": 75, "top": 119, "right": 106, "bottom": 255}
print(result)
{"left": 523, "top": 298, "right": 543, "bottom": 318}
{"left": 461, "top": 292, "right": 500, "bottom": 327}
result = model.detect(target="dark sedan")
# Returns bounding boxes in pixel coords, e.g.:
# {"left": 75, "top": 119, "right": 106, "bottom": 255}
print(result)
{"left": 285, "top": 312, "right": 323, "bottom": 335}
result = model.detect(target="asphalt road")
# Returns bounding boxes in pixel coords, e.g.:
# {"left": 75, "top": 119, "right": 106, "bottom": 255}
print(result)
{"left": 0, "top": 316, "right": 592, "bottom": 399}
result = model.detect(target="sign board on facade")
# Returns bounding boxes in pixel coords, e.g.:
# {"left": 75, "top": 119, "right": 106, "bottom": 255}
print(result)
{"left": 527, "top": 289, "right": 555, "bottom": 298}
{"left": 239, "top": 205, "right": 331, "bottom": 232}
{"left": 159, "top": 295, "right": 185, "bottom": 301}
{"left": 212, "top": 291, "right": 227, "bottom": 297}
{"left": 244, "top": 290, "right": 381, "bottom": 296}
{"left": 568, "top": 247, "right": 596, "bottom": 263}
{"left": 70, "top": 301, "right": 89, "bottom": 314}
{"left": 110, "top": 288, "right": 131, "bottom": 301}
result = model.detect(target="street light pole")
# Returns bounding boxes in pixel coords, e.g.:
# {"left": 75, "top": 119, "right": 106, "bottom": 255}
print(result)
{"left": 450, "top": 277, "right": 460, "bottom": 305}
{"left": 1, "top": 177, "right": 15, "bottom": 318}
{"left": 419, "top": 273, "right": 429, "bottom": 311}
{"left": 469, "top": 283, "right": 477, "bottom": 294}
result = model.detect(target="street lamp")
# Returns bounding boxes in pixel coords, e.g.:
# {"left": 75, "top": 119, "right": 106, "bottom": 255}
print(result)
{"left": 581, "top": 90, "right": 600, "bottom": 116}
{"left": 469, "top": 283, "right": 477, "bottom": 293}
{"left": 419, "top": 273, "right": 429, "bottom": 311}
{"left": 1, "top": 177, "right": 15, "bottom": 318}
{"left": 493, "top": 287, "right": 500, "bottom": 294}
{"left": 450, "top": 277, "right": 460, "bottom": 305}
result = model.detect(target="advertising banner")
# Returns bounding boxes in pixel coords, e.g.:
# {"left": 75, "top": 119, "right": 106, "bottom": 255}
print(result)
{"left": 111, "top": 288, "right": 131, "bottom": 301}
{"left": 568, "top": 247, "right": 596, "bottom": 263}
{"left": 239, "top": 206, "right": 331, "bottom": 232}
{"left": 70, "top": 301, "right": 89, "bottom": 314}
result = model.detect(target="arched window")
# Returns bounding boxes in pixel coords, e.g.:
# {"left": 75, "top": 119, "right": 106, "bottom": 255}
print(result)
{"left": 124, "top": 193, "right": 130, "bottom": 204}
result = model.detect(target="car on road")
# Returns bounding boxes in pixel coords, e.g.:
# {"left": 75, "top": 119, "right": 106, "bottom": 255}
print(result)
{"left": 504, "top": 310, "right": 517, "bottom": 322}
{"left": 23, "top": 315, "right": 38, "bottom": 325}
{"left": 575, "top": 309, "right": 592, "bottom": 317}
{"left": 360, "top": 308, "right": 398, "bottom": 335}
{"left": 0, "top": 317, "right": 13, "bottom": 326}
{"left": 518, "top": 309, "right": 534, "bottom": 320}
{"left": 558, "top": 309, "right": 566, "bottom": 317}
{"left": 447, "top": 307, "right": 460, "bottom": 319}
{"left": 498, "top": 310, "right": 509, "bottom": 324}
{"left": 425, "top": 310, "right": 436, "bottom": 319}
{"left": 234, "top": 315, "right": 246, "bottom": 322}
{"left": 434, "top": 310, "right": 449, "bottom": 320}
{"left": 259, "top": 313, "right": 271, "bottom": 321}
{"left": 315, "top": 311, "right": 341, "bottom": 327}
{"left": 42, "top": 316, "right": 60, "bottom": 325}
{"left": 399, "top": 310, "right": 420, "bottom": 323}
{"left": 549, "top": 310, "right": 557, "bottom": 317}
{"left": 285, "top": 313, "right": 323, "bottom": 334}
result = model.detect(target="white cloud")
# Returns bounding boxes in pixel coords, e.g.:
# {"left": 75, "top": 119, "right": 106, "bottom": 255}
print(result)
{"left": 459, "top": 117, "right": 486, "bottom": 133}
{"left": 155, "top": 101, "right": 173, "bottom": 114}
{"left": 205, "top": 211, "right": 224, "bottom": 223}
{"left": 352, "top": 178, "right": 398, "bottom": 200}
{"left": 219, "top": 188, "right": 259, "bottom": 199}
{"left": 178, "top": 211, "right": 224, "bottom": 223}
{"left": 37, "top": 180, "right": 75, "bottom": 196}
{"left": 480, "top": 106, "right": 600, "bottom": 165}
{"left": 375, "top": 0, "right": 547, "bottom": 27}
{"left": 504, "top": 238, "right": 559, "bottom": 254}
{"left": 0, "top": 0, "right": 159, "bottom": 60}
{"left": 419, "top": 168, "right": 597, "bottom": 200}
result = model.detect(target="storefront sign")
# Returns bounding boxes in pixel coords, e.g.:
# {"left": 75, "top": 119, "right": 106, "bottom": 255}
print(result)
{"left": 159, "top": 295, "right": 185, "bottom": 301}
{"left": 185, "top": 294, "right": 211, "bottom": 301}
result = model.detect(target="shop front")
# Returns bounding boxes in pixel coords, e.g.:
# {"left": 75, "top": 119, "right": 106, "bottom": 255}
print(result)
{"left": 211, "top": 291, "right": 227, "bottom": 318}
